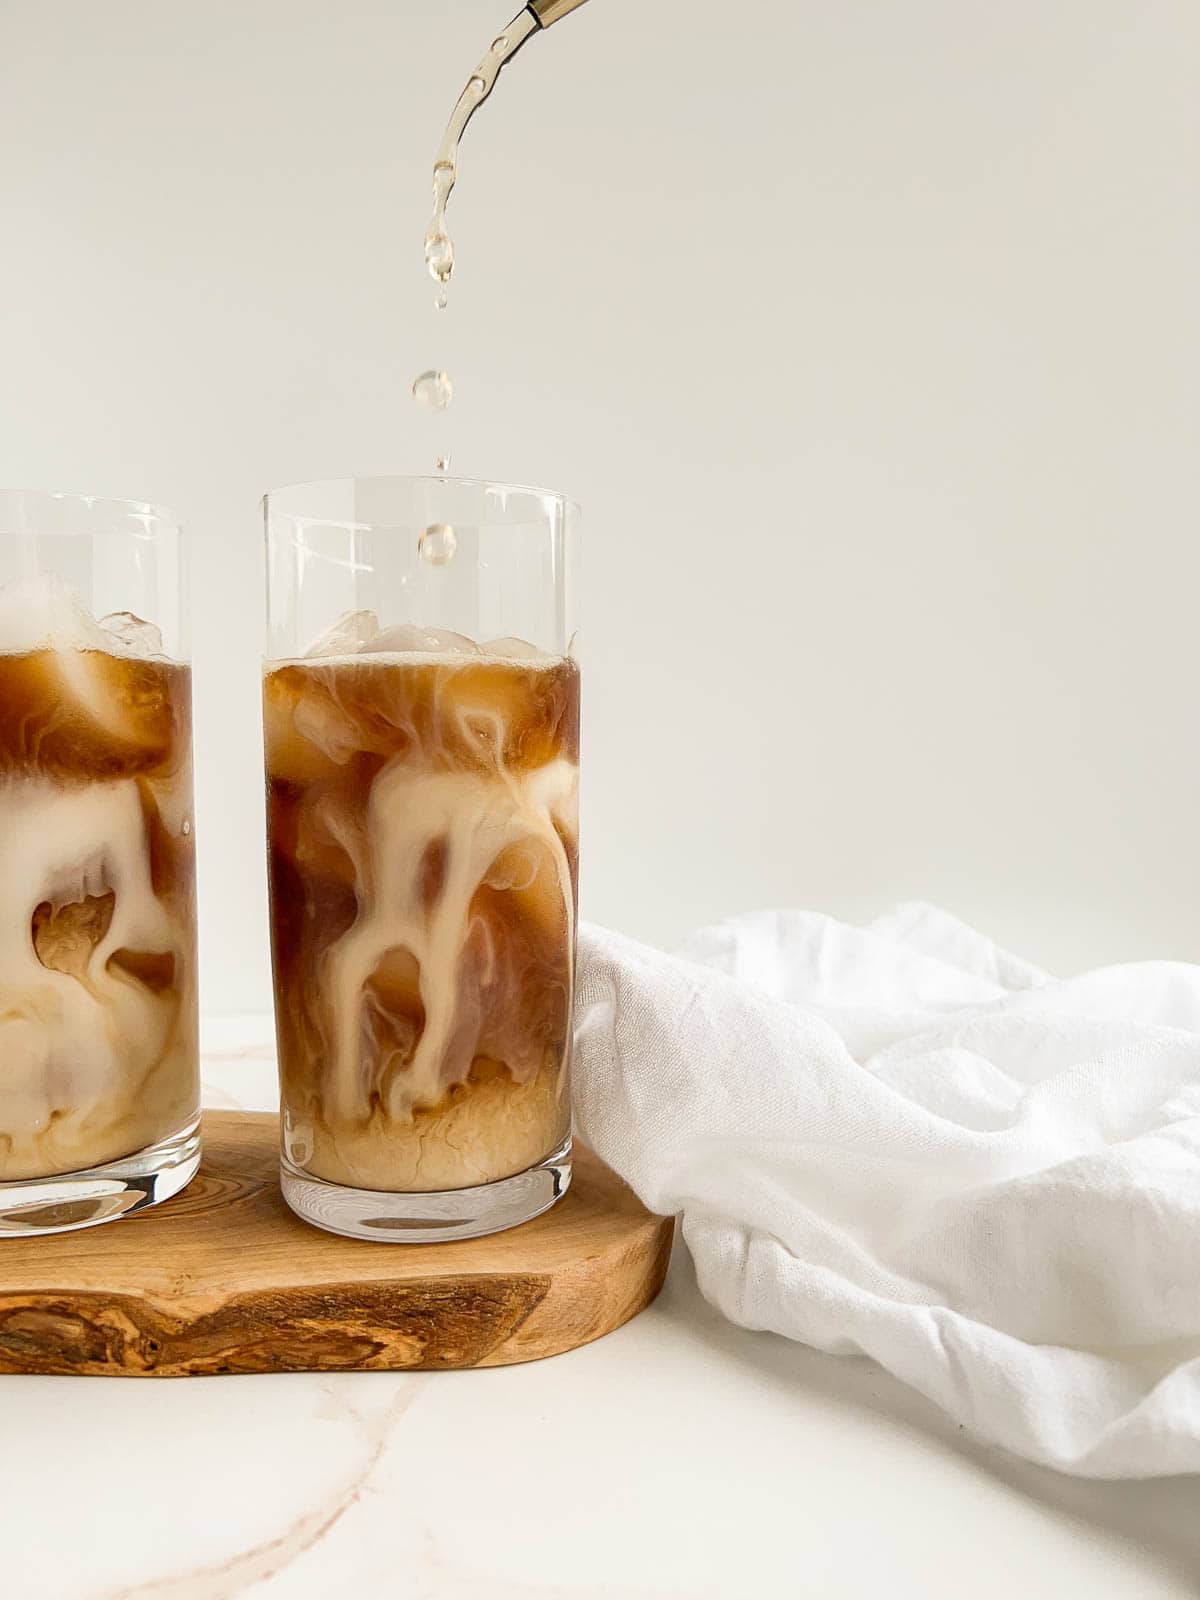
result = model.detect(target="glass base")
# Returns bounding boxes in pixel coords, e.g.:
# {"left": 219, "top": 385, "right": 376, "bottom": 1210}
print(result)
{"left": 280, "top": 1136, "right": 572, "bottom": 1243}
{"left": 0, "top": 1116, "right": 202, "bottom": 1238}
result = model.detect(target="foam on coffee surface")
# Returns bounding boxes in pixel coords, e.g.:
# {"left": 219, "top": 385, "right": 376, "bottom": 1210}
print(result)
{"left": 265, "top": 616, "right": 579, "bottom": 1191}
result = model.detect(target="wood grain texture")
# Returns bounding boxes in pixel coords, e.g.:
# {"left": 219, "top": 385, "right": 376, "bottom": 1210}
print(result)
{"left": 0, "top": 1111, "right": 674, "bottom": 1377}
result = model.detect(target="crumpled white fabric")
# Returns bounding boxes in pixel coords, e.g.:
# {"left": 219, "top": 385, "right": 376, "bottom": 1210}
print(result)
{"left": 571, "top": 904, "right": 1200, "bottom": 1479}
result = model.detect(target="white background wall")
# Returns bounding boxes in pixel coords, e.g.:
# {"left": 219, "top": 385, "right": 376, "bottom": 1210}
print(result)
{"left": 1, "top": 0, "right": 1197, "bottom": 1012}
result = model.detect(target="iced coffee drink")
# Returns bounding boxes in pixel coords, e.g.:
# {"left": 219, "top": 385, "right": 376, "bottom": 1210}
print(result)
{"left": 0, "top": 579, "right": 199, "bottom": 1193}
{"left": 264, "top": 617, "right": 579, "bottom": 1199}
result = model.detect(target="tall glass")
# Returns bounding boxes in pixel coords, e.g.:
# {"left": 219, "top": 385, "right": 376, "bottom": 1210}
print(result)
{"left": 0, "top": 491, "right": 200, "bottom": 1236}
{"left": 263, "top": 476, "right": 580, "bottom": 1242}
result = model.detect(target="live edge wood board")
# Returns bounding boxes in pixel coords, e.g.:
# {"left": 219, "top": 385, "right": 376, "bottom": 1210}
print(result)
{"left": 0, "top": 1111, "right": 674, "bottom": 1377}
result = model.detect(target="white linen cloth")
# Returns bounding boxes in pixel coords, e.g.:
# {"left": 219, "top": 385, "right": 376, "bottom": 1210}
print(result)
{"left": 571, "top": 904, "right": 1200, "bottom": 1479}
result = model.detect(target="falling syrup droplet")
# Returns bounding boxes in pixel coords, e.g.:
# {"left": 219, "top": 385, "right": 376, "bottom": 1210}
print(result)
{"left": 434, "top": 288, "right": 448, "bottom": 311}
{"left": 424, "top": 230, "right": 454, "bottom": 283}
{"left": 420, "top": 523, "right": 458, "bottom": 565}
{"left": 412, "top": 370, "right": 453, "bottom": 411}
{"left": 435, "top": 453, "right": 452, "bottom": 473}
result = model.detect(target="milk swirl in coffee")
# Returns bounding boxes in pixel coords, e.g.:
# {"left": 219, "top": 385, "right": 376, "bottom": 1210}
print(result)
{"left": 264, "top": 617, "right": 578, "bottom": 1191}
{"left": 0, "top": 577, "right": 199, "bottom": 1180}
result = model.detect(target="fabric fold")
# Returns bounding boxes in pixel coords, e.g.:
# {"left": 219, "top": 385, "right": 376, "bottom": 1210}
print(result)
{"left": 571, "top": 906, "right": 1200, "bottom": 1478}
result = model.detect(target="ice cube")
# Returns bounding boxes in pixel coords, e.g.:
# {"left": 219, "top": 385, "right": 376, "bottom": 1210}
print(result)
{"left": 481, "top": 636, "right": 544, "bottom": 660}
{"left": 304, "top": 610, "right": 381, "bottom": 658}
{"left": 45, "top": 645, "right": 177, "bottom": 768}
{"left": 360, "top": 624, "right": 480, "bottom": 656}
{"left": 0, "top": 574, "right": 108, "bottom": 655}
{"left": 99, "top": 611, "right": 164, "bottom": 658}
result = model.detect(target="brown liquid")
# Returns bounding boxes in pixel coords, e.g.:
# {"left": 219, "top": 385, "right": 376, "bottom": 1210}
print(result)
{"left": 0, "top": 646, "right": 198, "bottom": 1179}
{"left": 264, "top": 649, "right": 579, "bottom": 1191}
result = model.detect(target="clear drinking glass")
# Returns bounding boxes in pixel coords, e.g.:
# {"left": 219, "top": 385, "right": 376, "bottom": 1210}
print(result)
{"left": 263, "top": 475, "right": 580, "bottom": 1242}
{"left": 0, "top": 491, "right": 200, "bottom": 1236}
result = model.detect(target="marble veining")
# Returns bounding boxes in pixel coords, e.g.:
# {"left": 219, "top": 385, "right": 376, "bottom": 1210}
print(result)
{"left": 92, "top": 1384, "right": 420, "bottom": 1600}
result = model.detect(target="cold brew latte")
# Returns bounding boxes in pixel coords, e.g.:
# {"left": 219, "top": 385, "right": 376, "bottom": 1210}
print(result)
{"left": 0, "top": 581, "right": 199, "bottom": 1186}
{"left": 264, "top": 617, "right": 579, "bottom": 1195}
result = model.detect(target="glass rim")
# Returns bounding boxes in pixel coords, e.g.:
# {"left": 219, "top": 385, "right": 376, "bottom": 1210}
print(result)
{"left": 0, "top": 487, "right": 182, "bottom": 534}
{"left": 261, "top": 472, "right": 581, "bottom": 523}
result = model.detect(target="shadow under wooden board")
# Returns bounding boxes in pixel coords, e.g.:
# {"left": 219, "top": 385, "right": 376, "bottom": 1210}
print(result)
{"left": 0, "top": 1111, "right": 674, "bottom": 1377}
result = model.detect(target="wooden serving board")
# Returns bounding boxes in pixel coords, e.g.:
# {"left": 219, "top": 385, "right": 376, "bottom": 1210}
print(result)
{"left": 0, "top": 1111, "right": 673, "bottom": 1377}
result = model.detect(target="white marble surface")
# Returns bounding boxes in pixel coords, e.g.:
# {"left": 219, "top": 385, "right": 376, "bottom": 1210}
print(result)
{"left": 3, "top": 1015, "right": 1198, "bottom": 1600}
